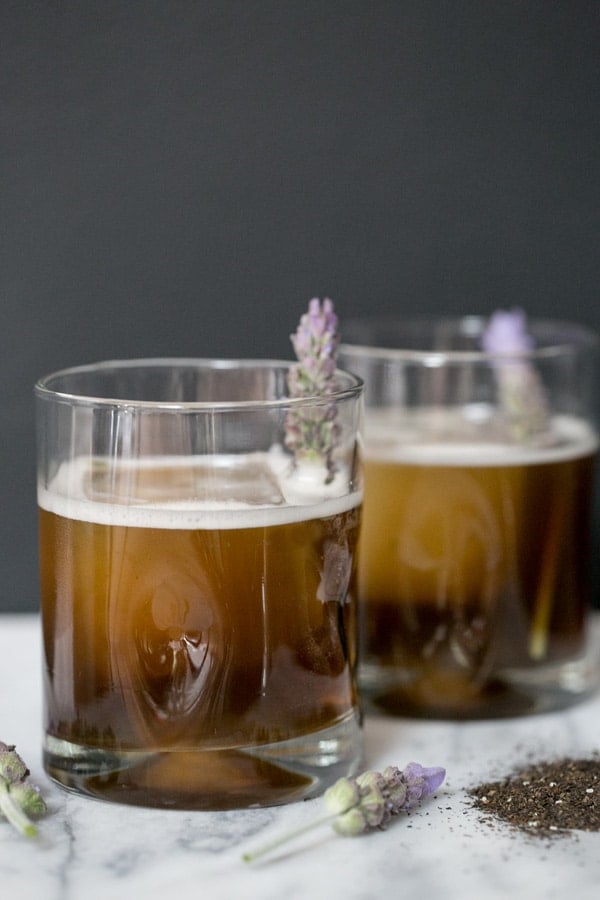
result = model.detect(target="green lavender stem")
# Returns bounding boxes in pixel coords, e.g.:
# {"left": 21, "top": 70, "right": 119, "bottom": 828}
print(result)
{"left": 0, "top": 777, "right": 38, "bottom": 838}
{"left": 243, "top": 812, "right": 337, "bottom": 863}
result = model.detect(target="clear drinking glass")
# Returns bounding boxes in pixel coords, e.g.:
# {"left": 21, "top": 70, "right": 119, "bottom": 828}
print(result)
{"left": 36, "top": 359, "right": 363, "bottom": 808}
{"left": 339, "top": 317, "right": 599, "bottom": 719}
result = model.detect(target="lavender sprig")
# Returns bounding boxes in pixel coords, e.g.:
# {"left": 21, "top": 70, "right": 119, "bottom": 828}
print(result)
{"left": 285, "top": 298, "right": 340, "bottom": 481}
{"left": 0, "top": 742, "right": 47, "bottom": 838}
{"left": 243, "top": 762, "right": 445, "bottom": 863}
{"left": 482, "top": 308, "right": 549, "bottom": 442}
{"left": 483, "top": 309, "right": 558, "bottom": 658}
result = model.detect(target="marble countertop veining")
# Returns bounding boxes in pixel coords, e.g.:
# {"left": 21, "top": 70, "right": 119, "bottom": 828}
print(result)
{"left": 2, "top": 614, "right": 600, "bottom": 900}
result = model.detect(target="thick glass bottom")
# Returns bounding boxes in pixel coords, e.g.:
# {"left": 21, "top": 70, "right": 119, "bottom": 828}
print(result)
{"left": 43, "top": 711, "right": 363, "bottom": 809}
{"left": 359, "top": 632, "right": 600, "bottom": 720}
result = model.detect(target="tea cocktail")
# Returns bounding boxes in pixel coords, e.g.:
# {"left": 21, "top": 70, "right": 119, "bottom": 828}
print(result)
{"left": 36, "top": 360, "right": 363, "bottom": 807}
{"left": 359, "top": 409, "right": 596, "bottom": 716}
{"left": 340, "top": 316, "right": 599, "bottom": 718}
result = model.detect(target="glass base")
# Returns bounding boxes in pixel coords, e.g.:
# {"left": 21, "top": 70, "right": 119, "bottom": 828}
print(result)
{"left": 359, "top": 632, "right": 600, "bottom": 720}
{"left": 43, "top": 710, "right": 363, "bottom": 809}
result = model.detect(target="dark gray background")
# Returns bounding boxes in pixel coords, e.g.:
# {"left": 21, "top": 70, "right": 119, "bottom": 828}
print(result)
{"left": 2, "top": 1, "right": 599, "bottom": 611}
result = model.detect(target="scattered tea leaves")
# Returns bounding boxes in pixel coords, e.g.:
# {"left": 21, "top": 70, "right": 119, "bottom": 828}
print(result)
{"left": 469, "top": 756, "right": 600, "bottom": 838}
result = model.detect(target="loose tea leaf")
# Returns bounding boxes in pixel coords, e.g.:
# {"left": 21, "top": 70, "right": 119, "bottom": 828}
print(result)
{"left": 469, "top": 756, "right": 600, "bottom": 838}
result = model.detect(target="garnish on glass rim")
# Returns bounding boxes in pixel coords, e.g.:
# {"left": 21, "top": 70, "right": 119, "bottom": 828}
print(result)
{"left": 481, "top": 308, "right": 549, "bottom": 443}
{"left": 0, "top": 742, "right": 47, "bottom": 838}
{"left": 243, "top": 762, "right": 445, "bottom": 863}
{"left": 482, "top": 309, "right": 555, "bottom": 661}
{"left": 285, "top": 298, "right": 341, "bottom": 483}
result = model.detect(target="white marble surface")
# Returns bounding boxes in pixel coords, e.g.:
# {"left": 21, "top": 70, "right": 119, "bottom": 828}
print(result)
{"left": 2, "top": 614, "right": 600, "bottom": 900}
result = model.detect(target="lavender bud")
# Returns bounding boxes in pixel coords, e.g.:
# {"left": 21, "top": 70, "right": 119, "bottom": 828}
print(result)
{"left": 332, "top": 806, "right": 368, "bottom": 837}
{"left": 380, "top": 767, "right": 408, "bottom": 810}
{"left": 360, "top": 795, "right": 387, "bottom": 828}
{"left": 356, "top": 770, "right": 386, "bottom": 792}
{"left": 402, "top": 762, "right": 446, "bottom": 805}
{"left": 0, "top": 747, "right": 28, "bottom": 784}
{"left": 242, "top": 760, "right": 446, "bottom": 862}
{"left": 286, "top": 298, "right": 341, "bottom": 481}
{"left": 481, "top": 308, "right": 549, "bottom": 442}
{"left": 481, "top": 308, "right": 533, "bottom": 355}
{"left": 358, "top": 778, "right": 387, "bottom": 825}
{"left": 324, "top": 776, "right": 361, "bottom": 815}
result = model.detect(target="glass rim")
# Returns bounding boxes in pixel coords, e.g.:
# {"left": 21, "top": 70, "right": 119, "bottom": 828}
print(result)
{"left": 339, "top": 315, "right": 599, "bottom": 364}
{"left": 34, "top": 357, "right": 364, "bottom": 411}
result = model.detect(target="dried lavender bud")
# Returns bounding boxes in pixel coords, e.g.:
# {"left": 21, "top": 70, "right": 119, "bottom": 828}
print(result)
{"left": 243, "top": 761, "right": 446, "bottom": 862}
{"left": 352, "top": 770, "right": 388, "bottom": 829}
{"left": 289, "top": 298, "right": 339, "bottom": 392}
{"left": 481, "top": 308, "right": 549, "bottom": 442}
{"left": 323, "top": 775, "right": 361, "bottom": 815}
{"left": 482, "top": 308, "right": 534, "bottom": 355}
{"left": 400, "top": 762, "right": 447, "bottom": 806}
{"left": 355, "top": 769, "right": 387, "bottom": 794}
{"left": 286, "top": 298, "right": 341, "bottom": 481}
{"left": 333, "top": 806, "right": 371, "bottom": 837}
{"left": 349, "top": 789, "right": 386, "bottom": 829}
{"left": 0, "top": 741, "right": 47, "bottom": 838}
{"left": 0, "top": 745, "right": 28, "bottom": 783}
{"left": 328, "top": 763, "right": 446, "bottom": 837}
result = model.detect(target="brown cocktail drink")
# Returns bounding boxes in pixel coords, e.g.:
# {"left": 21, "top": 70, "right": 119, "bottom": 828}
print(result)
{"left": 358, "top": 411, "right": 597, "bottom": 717}
{"left": 340, "top": 315, "right": 599, "bottom": 718}
{"left": 36, "top": 360, "right": 363, "bottom": 807}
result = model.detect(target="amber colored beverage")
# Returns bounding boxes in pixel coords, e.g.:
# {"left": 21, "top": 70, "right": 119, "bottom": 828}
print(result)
{"left": 358, "top": 415, "right": 597, "bottom": 718}
{"left": 39, "top": 455, "right": 361, "bottom": 807}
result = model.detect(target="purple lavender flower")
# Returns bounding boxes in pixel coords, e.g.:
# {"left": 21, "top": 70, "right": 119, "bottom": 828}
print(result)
{"left": 286, "top": 298, "right": 340, "bottom": 480}
{"left": 482, "top": 308, "right": 549, "bottom": 441}
{"left": 242, "top": 761, "right": 446, "bottom": 862}
{"left": 400, "top": 762, "right": 447, "bottom": 805}
{"left": 328, "top": 762, "right": 446, "bottom": 836}
{"left": 481, "top": 308, "right": 534, "bottom": 356}
{"left": 289, "top": 298, "right": 339, "bottom": 385}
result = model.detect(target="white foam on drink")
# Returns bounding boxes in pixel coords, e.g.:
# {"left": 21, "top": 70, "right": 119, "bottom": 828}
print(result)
{"left": 38, "top": 451, "right": 361, "bottom": 530}
{"left": 365, "top": 413, "right": 598, "bottom": 467}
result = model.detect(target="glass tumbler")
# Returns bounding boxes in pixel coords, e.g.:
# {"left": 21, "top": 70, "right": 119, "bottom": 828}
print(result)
{"left": 36, "top": 359, "right": 363, "bottom": 808}
{"left": 339, "top": 317, "right": 599, "bottom": 719}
